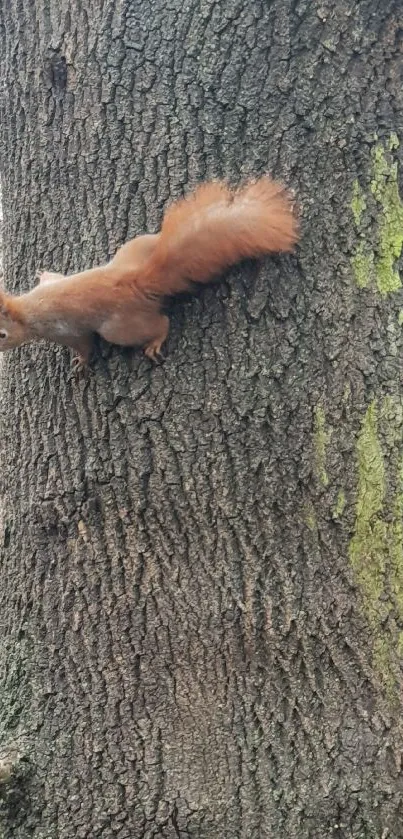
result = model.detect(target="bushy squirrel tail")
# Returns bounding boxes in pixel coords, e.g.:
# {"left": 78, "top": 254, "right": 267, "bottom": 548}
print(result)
{"left": 137, "top": 176, "right": 299, "bottom": 296}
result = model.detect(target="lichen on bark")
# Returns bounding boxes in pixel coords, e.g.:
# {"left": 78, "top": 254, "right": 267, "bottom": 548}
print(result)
{"left": 351, "top": 135, "right": 403, "bottom": 295}
{"left": 349, "top": 397, "right": 403, "bottom": 696}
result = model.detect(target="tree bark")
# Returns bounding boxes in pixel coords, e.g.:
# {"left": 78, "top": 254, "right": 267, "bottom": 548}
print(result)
{"left": 0, "top": 0, "right": 403, "bottom": 836}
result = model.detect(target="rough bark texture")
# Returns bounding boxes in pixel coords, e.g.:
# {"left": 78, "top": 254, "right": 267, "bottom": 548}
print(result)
{"left": 0, "top": 0, "right": 403, "bottom": 837}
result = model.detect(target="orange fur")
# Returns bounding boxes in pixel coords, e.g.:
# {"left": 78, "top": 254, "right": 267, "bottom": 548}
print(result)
{"left": 0, "top": 176, "right": 298, "bottom": 367}
{"left": 138, "top": 178, "right": 298, "bottom": 294}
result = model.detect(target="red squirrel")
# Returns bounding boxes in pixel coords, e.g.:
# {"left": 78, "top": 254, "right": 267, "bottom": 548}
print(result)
{"left": 0, "top": 177, "right": 298, "bottom": 369}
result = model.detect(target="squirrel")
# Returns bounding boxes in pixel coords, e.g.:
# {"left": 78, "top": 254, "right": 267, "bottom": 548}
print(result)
{"left": 0, "top": 176, "right": 298, "bottom": 370}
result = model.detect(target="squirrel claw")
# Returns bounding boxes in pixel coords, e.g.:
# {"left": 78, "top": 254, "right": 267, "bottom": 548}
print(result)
{"left": 144, "top": 345, "right": 164, "bottom": 363}
{"left": 70, "top": 355, "right": 89, "bottom": 377}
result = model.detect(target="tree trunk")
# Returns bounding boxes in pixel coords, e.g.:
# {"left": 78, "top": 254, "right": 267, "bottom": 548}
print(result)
{"left": 0, "top": 0, "right": 402, "bottom": 836}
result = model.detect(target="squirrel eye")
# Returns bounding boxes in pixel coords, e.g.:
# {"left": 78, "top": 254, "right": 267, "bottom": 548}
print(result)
{"left": 0, "top": 330, "right": 9, "bottom": 340}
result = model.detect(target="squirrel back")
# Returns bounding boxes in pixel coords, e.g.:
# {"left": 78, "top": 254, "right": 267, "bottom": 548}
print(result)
{"left": 136, "top": 177, "right": 298, "bottom": 296}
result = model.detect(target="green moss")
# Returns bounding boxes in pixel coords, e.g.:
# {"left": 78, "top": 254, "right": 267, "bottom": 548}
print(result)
{"left": 322, "top": 38, "right": 337, "bottom": 52}
{"left": 398, "top": 310, "right": 403, "bottom": 326}
{"left": 373, "top": 636, "right": 399, "bottom": 699}
{"left": 352, "top": 242, "right": 374, "bottom": 289}
{"left": 370, "top": 143, "right": 403, "bottom": 295}
{"left": 343, "top": 382, "right": 351, "bottom": 404}
{"left": 390, "top": 457, "right": 403, "bottom": 617}
{"left": 349, "top": 398, "right": 403, "bottom": 695}
{"left": 333, "top": 489, "right": 346, "bottom": 519}
{"left": 314, "top": 404, "right": 330, "bottom": 487}
{"left": 388, "top": 132, "right": 400, "bottom": 151}
{"left": 305, "top": 502, "right": 317, "bottom": 532}
{"left": 351, "top": 135, "right": 403, "bottom": 295}
{"left": 379, "top": 394, "right": 403, "bottom": 445}
{"left": 349, "top": 400, "right": 386, "bottom": 620}
{"left": 351, "top": 179, "right": 366, "bottom": 226}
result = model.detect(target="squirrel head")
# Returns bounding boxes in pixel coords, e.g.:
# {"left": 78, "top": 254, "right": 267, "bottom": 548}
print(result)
{"left": 0, "top": 292, "right": 29, "bottom": 350}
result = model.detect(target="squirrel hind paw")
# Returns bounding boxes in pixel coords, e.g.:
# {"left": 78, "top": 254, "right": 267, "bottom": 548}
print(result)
{"left": 143, "top": 343, "right": 165, "bottom": 362}
{"left": 143, "top": 316, "right": 169, "bottom": 362}
{"left": 143, "top": 336, "right": 166, "bottom": 362}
